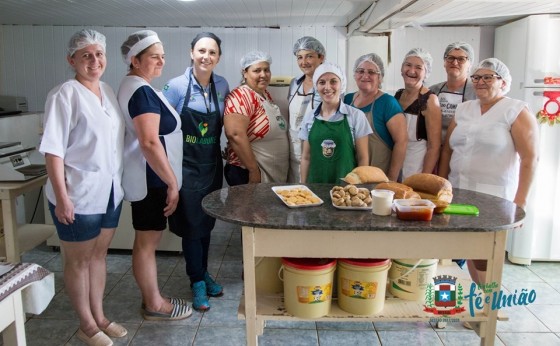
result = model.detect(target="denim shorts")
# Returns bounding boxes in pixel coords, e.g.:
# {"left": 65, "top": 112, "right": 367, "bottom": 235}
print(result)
{"left": 49, "top": 187, "right": 122, "bottom": 242}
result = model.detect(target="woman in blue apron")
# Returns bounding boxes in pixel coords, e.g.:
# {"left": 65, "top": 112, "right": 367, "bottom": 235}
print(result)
{"left": 299, "top": 62, "right": 372, "bottom": 183}
{"left": 163, "top": 32, "right": 230, "bottom": 311}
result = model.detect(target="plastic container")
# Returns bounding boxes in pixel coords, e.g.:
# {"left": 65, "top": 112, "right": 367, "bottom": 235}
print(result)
{"left": 280, "top": 258, "right": 336, "bottom": 318}
{"left": 337, "top": 258, "right": 391, "bottom": 315}
{"left": 388, "top": 258, "right": 438, "bottom": 302}
{"left": 393, "top": 199, "right": 436, "bottom": 221}
{"left": 255, "top": 257, "right": 283, "bottom": 294}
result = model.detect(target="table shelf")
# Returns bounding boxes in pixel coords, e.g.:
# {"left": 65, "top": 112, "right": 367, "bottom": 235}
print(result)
{"left": 238, "top": 264, "right": 500, "bottom": 323}
{"left": 0, "top": 224, "right": 55, "bottom": 259}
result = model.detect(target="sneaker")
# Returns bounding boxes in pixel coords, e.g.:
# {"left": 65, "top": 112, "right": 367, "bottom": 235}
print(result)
{"left": 204, "top": 272, "right": 224, "bottom": 297}
{"left": 192, "top": 281, "right": 210, "bottom": 311}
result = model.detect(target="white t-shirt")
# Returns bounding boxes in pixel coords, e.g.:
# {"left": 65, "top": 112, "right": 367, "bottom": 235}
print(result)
{"left": 40, "top": 79, "right": 125, "bottom": 214}
{"left": 449, "top": 97, "right": 526, "bottom": 200}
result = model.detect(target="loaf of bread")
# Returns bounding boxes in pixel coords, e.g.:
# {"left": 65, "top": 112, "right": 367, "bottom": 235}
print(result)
{"left": 402, "top": 173, "right": 453, "bottom": 213}
{"left": 375, "top": 182, "right": 420, "bottom": 200}
{"left": 343, "top": 166, "right": 389, "bottom": 184}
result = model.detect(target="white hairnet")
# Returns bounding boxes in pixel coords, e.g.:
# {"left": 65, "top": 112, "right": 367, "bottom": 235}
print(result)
{"left": 444, "top": 41, "right": 474, "bottom": 62}
{"left": 312, "top": 61, "right": 346, "bottom": 95}
{"left": 292, "top": 36, "right": 326, "bottom": 57}
{"left": 67, "top": 29, "right": 106, "bottom": 57}
{"left": 473, "top": 58, "right": 512, "bottom": 94}
{"left": 403, "top": 48, "right": 433, "bottom": 80}
{"left": 121, "top": 30, "right": 161, "bottom": 65}
{"left": 353, "top": 53, "right": 385, "bottom": 78}
{"left": 240, "top": 51, "right": 272, "bottom": 70}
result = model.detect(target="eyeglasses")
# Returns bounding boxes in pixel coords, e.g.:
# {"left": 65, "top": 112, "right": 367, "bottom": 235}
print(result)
{"left": 445, "top": 56, "right": 469, "bottom": 64}
{"left": 470, "top": 74, "right": 501, "bottom": 83}
{"left": 355, "top": 68, "right": 380, "bottom": 76}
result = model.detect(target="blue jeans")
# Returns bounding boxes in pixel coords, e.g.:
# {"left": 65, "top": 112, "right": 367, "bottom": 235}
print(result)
{"left": 182, "top": 235, "right": 211, "bottom": 285}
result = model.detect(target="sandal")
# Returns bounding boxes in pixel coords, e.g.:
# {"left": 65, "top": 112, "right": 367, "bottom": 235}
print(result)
{"left": 100, "top": 322, "right": 127, "bottom": 338}
{"left": 142, "top": 303, "right": 192, "bottom": 321}
{"left": 77, "top": 329, "right": 112, "bottom": 346}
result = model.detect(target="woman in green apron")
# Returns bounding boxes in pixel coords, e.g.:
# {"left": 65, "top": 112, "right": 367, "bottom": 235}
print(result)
{"left": 344, "top": 53, "right": 408, "bottom": 182}
{"left": 299, "top": 62, "right": 372, "bottom": 184}
{"left": 163, "top": 32, "right": 229, "bottom": 311}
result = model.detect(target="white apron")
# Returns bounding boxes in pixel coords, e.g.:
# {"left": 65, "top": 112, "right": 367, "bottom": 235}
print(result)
{"left": 402, "top": 112, "right": 426, "bottom": 180}
{"left": 118, "top": 75, "right": 183, "bottom": 201}
{"left": 251, "top": 90, "right": 289, "bottom": 183}
{"left": 287, "top": 93, "right": 311, "bottom": 183}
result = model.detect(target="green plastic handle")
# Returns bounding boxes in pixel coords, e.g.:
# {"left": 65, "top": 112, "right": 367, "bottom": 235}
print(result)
{"left": 443, "top": 204, "right": 480, "bottom": 215}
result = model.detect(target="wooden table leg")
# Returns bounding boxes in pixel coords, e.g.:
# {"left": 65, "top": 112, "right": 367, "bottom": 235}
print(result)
{"left": 480, "top": 231, "right": 507, "bottom": 346}
{"left": 1, "top": 290, "right": 27, "bottom": 345}
{"left": 2, "top": 198, "right": 20, "bottom": 263}
{"left": 242, "top": 226, "right": 258, "bottom": 346}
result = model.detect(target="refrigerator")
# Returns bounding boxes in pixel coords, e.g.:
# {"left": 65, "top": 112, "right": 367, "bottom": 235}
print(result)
{"left": 495, "top": 14, "right": 560, "bottom": 264}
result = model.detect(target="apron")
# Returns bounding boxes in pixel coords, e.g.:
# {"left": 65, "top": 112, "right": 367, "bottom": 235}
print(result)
{"left": 119, "top": 76, "right": 183, "bottom": 201}
{"left": 350, "top": 93, "right": 392, "bottom": 174}
{"left": 248, "top": 86, "right": 289, "bottom": 183}
{"left": 287, "top": 89, "right": 312, "bottom": 183}
{"left": 437, "top": 82, "right": 467, "bottom": 141}
{"left": 169, "top": 72, "right": 223, "bottom": 238}
{"left": 307, "top": 114, "right": 356, "bottom": 183}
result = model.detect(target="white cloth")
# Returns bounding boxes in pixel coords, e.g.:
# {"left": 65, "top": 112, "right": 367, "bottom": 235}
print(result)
{"left": 448, "top": 97, "right": 526, "bottom": 200}
{"left": 117, "top": 75, "right": 183, "bottom": 201}
{"left": 39, "top": 79, "right": 125, "bottom": 214}
{"left": 402, "top": 112, "right": 426, "bottom": 180}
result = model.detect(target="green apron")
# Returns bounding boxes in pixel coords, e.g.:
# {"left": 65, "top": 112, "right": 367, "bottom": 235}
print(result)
{"left": 308, "top": 114, "right": 356, "bottom": 183}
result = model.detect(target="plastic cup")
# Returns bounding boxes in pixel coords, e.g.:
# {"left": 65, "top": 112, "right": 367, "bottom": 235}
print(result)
{"left": 371, "top": 189, "right": 395, "bottom": 216}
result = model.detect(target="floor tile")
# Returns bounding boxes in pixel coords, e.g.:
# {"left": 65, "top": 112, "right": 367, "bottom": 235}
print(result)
{"left": 377, "top": 329, "right": 443, "bottom": 345}
{"left": 194, "top": 326, "right": 246, "bottom": 345}
{"left": 316, "top": 321, "right": 374, "bottom": 330}
{"left": 129, "top": 323, "right": 196, "bottom": 346}
{"left": 318, "top": 329, "right": 380, "bottom": 345}
{"left": 502, "top": 282, "right": 560, "bottom": 305}
{"left": 258, "top": 327, "right": 319, "bottom": 346}
{"left": 24, "top": 317, "right": 78, "bottom": 346}
{"left": 528, "top": 262, "right": 560, "bottom": 283}
{"left": 374, "top": 321, "right": 433, "bottom": 331}
{"left": 198, "top": 298, "right": 245, "bottom": 328}
{"left": 265, "top": 320, "right": 317, "bottom": 330}
{"left": 437, "top": 331, "right": 504, "bottom": 346}
{"left": 501, "top": 263, "right": 545, "bottom": 286}
{"left": 496, "top": 305, "right": 550, "bottom": 332}
{"left": 528, "top": 304, "right": 560, "bottom": 332}
{"left": 497, "top": 332, "right": 560, "bottom": 346}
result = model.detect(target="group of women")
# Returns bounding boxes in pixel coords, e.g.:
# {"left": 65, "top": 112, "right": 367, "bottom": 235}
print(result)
{"left": 39, "top": 28, "right": 538, "bottom": 345}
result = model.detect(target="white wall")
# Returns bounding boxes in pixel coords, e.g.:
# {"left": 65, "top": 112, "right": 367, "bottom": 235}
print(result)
{"left": 0, "top": 25, "right": 346, "bottom": 112}
{"left": 347, "top": 26, "right": 493, "bottom": 96}
{"left": 0, "top": 24, "right": 495, "bottom": 113}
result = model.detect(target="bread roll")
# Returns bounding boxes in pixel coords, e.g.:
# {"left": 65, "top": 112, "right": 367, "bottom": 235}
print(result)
{"left": 343, "top": 166, "right": 389, "bottom": 184}
{"left": 403, "top": 173, "right": 453, "bottom": 213}
{"left": 376, "top": 182, "right": 421, "bottom": 200}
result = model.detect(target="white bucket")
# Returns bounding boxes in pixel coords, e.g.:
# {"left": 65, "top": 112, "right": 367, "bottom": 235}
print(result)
{"left": 255, "top": 257, "right": 283, "bottom": 294}
{"left": 337, "top": 258, "right": 391, "bottom": 315}
{"left": 280, "top": 258, "right": 336, "bottom": 318}
{"left": 388, "top": 258, "right": 438, "bottom": 302}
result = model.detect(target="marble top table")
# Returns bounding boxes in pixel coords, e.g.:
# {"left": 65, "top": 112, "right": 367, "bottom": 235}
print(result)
{"left": 202, "top": 183, "right": 524, "bottom": 346}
